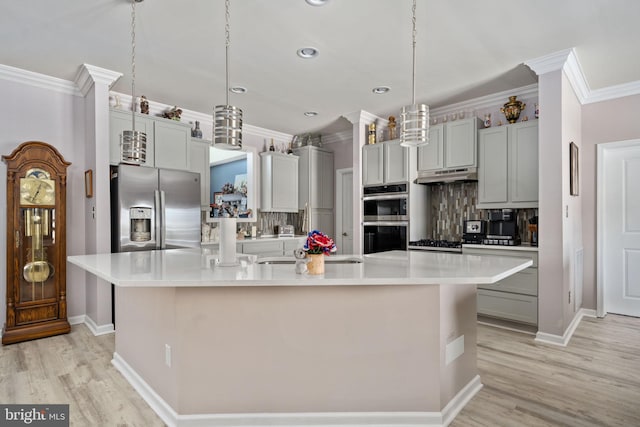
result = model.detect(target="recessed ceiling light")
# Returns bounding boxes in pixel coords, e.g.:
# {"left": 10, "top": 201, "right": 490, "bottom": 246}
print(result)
{"left": 372, "top": 86, "right": 390, "bottom": 94}
{"left": 230, "top": 86, "right": 247, "bottom": 94}
{"left": 305, "top": 0, "right": 329, "bottom": 6}
{"left": 297, "top": 47, "right": 319, "bottom": 59}
{"left": 304, "top": 111, "right": 319, "bottom": 117}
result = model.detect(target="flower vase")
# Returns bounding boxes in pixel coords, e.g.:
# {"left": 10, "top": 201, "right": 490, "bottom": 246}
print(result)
{"left": 306, "top": 253, "right": 325, "bottom": 275}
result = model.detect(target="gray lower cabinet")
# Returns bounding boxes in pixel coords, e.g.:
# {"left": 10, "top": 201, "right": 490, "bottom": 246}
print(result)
{"left": 463, "top": 246, "right": 538, "bottom": 325}
{"left": 235, "top": 237, "right": 306, "bottom": 258}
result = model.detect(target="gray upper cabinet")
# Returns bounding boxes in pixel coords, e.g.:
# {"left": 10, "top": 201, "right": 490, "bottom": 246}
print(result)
{"left": 109, "top": 109, "right": 155, "bottom": 166}
{"left": 417, "top": 117, "right": 480, "bottom": 172}
{"left": 362, "top": 143, "right": 384, "bottom": 186}
{"left": 260, "top": 152, "right": 299, "bottom": 212}
{"left": 189, "top": 138, "right": 211, "bottom": 209}
{"left": 109, "top": 109, "right": 191, "bottom": 171}
{"left": 477, "top": 120, "right": 538, "bottom": 208}
{"left": 295, "top": 146, "right": 335, "bottom": 237}
{"left": 362, "top": 139, "right": 408, "bottom": 186}
{"left": 417, "top": 124, "right": 444, "bottom": 171}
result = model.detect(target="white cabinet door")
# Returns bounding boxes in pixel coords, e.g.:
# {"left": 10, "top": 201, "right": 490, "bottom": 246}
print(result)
{"left": 154, "top": 120, "right": 191, "bottom": 170}
{"left": 445, "top": 118, "right": 478, "bottom": 168}
{"left": 383, "top": 140, "right": 408, "bottom": 184}
{"left": 190, "top": 138, "right": 211, "bottom": 208}
{"left": 311, "top": 209, "right": 334, "bottom": 239}
{"left": 510, "top": 121, "right": 538, "bottom": 203}
{"left": 417, "top": 124, "right": 444, "bottom": 171}
{"left": 317, "top": 149, "right": 334, "bottom": 209}
{"left": 362, "top": 143, "right": 384, "bottom": 186}
{"left": 109, "top": 109, "right": 155, "bottom": 166}
{"left": 478, "top": 126, "right": 508, "bottom": 204}
{"left": 261, "top": 152, "right": 298, "bottom": 212}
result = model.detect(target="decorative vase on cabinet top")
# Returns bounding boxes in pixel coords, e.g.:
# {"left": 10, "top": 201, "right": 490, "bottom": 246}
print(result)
{"left": 500, "top": 96, "right": 525, "bottom": 124}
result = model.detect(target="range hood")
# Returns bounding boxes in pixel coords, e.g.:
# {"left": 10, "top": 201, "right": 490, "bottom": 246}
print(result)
{"left": 415, "top": 167, "right": 478, "bottom": 185}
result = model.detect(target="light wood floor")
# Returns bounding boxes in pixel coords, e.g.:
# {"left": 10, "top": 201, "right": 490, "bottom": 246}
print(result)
{"left": 1, "top": 314, "right": 639, "bottom": 426}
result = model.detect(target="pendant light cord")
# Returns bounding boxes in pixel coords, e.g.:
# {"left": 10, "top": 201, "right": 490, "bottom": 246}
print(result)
{"left": 411, "top": 0, "right": 417, "bottom": 106}
{"left": 131, "top": 0, "right": 137, "bottom": 131}
{"left": 225, "top": 0, "right": 231, "bottom": 106}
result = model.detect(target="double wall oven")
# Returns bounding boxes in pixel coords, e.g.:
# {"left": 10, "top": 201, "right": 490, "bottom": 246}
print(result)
{"left": 363, "top": 183, "right": 408, "bottom": 254}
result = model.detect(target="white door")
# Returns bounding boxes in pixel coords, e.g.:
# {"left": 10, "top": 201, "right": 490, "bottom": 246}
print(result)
{"left": 599, "top": 140, "right": 640, "bottom": 317}
{"left": 336, "top": 168, "right": 353, "bottom": 255}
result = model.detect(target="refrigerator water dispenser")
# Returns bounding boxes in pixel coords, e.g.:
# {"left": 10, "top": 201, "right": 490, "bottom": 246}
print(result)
{"left": 130, "top": 207, "right": 152, "bottom": 242}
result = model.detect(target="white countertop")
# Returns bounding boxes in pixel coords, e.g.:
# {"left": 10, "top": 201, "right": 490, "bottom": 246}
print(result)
{"left": 67, "top": 248, "right": 532, "bottom": 288}
{"left": 201, "top": 235, "right": 305, "bottom": 246}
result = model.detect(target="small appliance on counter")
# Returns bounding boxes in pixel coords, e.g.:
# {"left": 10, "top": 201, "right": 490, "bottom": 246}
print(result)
{"left": 528, "top": 216, "right": 538, "bottom": 247}
{"left": 483, "top": 209, "right": 521, "bottom": 246}
{"left": 462, "top": 220, "right": 487, "bottom": 244}
{"left": 276, "top": 224, "right": 295, "bottom": 238}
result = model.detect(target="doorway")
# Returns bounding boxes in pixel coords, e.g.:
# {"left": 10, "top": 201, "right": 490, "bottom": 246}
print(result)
{"left": 597, "top": 139, "right": 640, "bottom": 317}
{"left": 336, "top": 168, "right": 353, "bottom": 254}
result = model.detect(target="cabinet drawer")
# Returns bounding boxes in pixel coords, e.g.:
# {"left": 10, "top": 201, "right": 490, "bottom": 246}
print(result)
{"left": 241, "top": 240, "right": 283, "bottom": 255}
{"left": 477, "top": 289, "right": 538, "bottom": 325}
{"left": 478, "top": 268, "right": 537, "bottom": 296}
{"left": 463, "top": 247, "right": 538, "bottom": 267}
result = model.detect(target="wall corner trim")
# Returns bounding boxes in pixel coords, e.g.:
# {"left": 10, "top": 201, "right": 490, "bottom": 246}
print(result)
{"left": 534, "top": 308, "right": 595, "bottom": 347}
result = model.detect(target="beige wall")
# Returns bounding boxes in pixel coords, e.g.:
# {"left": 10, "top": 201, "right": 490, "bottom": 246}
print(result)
{"left": 581, "top": 94, "right": 640, "bottom": 308}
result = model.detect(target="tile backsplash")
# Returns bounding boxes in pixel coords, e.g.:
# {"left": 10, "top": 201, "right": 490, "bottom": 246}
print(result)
{"left": 429, "top": 182, "right": 537, "bottom": 243}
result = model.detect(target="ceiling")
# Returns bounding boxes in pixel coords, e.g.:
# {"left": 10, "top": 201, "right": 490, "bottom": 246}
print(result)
{"left": 2, "top": 0, "right": 639, "bottom": 136}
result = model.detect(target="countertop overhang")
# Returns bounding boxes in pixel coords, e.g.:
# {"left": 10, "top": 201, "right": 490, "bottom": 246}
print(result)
{"left": 67, "top": 248, "right": 532, "bottom": 288}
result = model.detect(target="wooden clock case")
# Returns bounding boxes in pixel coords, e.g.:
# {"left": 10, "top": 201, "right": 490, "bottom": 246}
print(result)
{"left": 2, "top": 141, "right": 71, "bottom": 345}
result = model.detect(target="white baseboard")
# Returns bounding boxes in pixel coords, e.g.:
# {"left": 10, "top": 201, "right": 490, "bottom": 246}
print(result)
{"left": 84, "top": 315, "right": 114, "bottom": 336}
{"left": 112, "top": 352, "right": 482, "bottom": 427}
{"left": 68, "top": 315, "right": 85, "bottom": 325}
{"left": 535, "top": 308, "right": 596, "bottom": 346}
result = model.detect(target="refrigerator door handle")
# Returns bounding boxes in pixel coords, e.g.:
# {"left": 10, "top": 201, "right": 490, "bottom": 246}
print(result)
{"left": 160, "top": 190, "right": 167, "bottom": 249}
{"left": 154, "top": 189, "right": 162, "bottom": 249}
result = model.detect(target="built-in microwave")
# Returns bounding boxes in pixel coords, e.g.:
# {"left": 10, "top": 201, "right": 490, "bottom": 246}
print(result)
{"left": 363, "top": 183, "right": 408, "bottom": 221}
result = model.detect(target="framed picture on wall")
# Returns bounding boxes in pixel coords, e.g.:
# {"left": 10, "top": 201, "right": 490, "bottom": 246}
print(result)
{"left": 570, "top": 142, "right": 579, "bottom": 196}
{"left": 213, "top": 192, "right": 223, "bottom": 206}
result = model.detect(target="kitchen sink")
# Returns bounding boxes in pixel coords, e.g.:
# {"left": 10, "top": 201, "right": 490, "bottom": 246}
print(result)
{"left": 257, "top": 255, "right": 363, "bottom": 265}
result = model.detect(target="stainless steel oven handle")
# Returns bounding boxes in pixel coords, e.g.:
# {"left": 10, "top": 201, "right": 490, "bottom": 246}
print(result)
{"left": 362, "top": 193, "right": 408, "bottom": 201}
{"left": 363, "top": 221, "right": 409, "bottom": 227}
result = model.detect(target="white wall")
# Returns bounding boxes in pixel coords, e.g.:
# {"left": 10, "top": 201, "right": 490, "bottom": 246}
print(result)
{"left": 0, "top": 77, "right": 87, "bottom": 324}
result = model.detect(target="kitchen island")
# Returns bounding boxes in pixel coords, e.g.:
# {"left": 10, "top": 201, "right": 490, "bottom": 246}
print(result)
{"left": 68, "top": 249, "right": 531, "bottom": 427}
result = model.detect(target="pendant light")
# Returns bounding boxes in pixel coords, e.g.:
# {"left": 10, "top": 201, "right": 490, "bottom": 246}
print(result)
{"left": 121, "top": 0, "right": 147, "bottom": 164}
{"left": 213, "top": 0, "right": 243, "bottom": 150}
{"left": 400, "top": 0, "right": 429, "bottom": 147}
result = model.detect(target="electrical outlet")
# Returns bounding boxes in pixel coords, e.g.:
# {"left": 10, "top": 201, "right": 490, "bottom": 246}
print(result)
{"left": 165, "top": 344, "right": 171, "bottom": 367}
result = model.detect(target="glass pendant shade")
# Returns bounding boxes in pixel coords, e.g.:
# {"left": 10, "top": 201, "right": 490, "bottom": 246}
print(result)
{"left": 121, "top": 130, "right": 147, "bottom": 164}
{"left": 213, "top": 104, "right": 243, "bottom": 150}
{"left": 400, "top": 103, "right": 429, "bottom": 147}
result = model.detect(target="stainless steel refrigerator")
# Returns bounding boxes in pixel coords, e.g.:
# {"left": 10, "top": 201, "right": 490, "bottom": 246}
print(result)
{"left": 110, "top": 164, "right": 201, "bottom": 253}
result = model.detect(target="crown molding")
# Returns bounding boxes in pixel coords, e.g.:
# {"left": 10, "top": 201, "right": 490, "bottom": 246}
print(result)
{"left": 583, "top": 80, "right": 640, "bottom": 104}
{"left": 430, "top": 84, "right": 539, "bottom": 117}
{"left": 111, "top": 91, "right": 293, "bottom": 143}
{"left": 74, "top": 64, "right": 122, "bottom": 97}
{"left": 321, "top": 130, "right": 352, "bottom": 145}
{"left": 0, "top": 63, "right": 81, "bottom": 96}
{"left": 342, "top": 110, "right": 385, "bottom": 125}
{"left": 562, "top": 50, "right": 590, "bottom": 104}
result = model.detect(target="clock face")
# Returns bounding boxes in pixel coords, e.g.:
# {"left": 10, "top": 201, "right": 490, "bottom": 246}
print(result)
{"left": 20, "top": 177, "right": 55, "bottom": 206}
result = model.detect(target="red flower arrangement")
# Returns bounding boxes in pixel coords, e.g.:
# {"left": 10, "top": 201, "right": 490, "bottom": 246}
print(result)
{"left": 303, "top": 230, "right": 337, "bottom": 255}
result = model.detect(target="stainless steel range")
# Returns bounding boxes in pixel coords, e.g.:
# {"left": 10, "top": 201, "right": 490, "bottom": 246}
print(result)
{"left": 408, "top": 239, "right": 463, "bottom": 253}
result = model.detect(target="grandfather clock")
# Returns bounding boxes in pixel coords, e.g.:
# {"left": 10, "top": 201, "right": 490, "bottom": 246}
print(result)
{"left": 2, "top": 141, "right": 71, "bottom": 345}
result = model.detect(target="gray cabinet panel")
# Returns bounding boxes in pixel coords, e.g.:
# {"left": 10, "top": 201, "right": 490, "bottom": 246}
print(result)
{"left": 478, "top": 290, "right": 538, "bottom": 325}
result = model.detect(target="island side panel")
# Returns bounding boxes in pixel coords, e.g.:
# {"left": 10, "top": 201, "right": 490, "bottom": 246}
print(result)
{"left": 439, "top": 283, "right": 479, "bottom": 405}
{"left": 114, "top": 286, "right": 179, "bottom": 410}
{"left": 174, "top": 285, "right": 443, "bottom": 414}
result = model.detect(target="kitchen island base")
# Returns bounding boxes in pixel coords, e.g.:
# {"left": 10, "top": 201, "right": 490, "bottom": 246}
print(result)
{"left": 112, "top": 283, "right": 481, "bottom": 427}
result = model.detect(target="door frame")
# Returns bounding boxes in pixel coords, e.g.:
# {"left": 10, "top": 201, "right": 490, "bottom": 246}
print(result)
{"left": 596, "top": 138, "right": 640, "bottom": 317}
{"left": 335, "top": 168, "right": 353, "bottom": 255}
